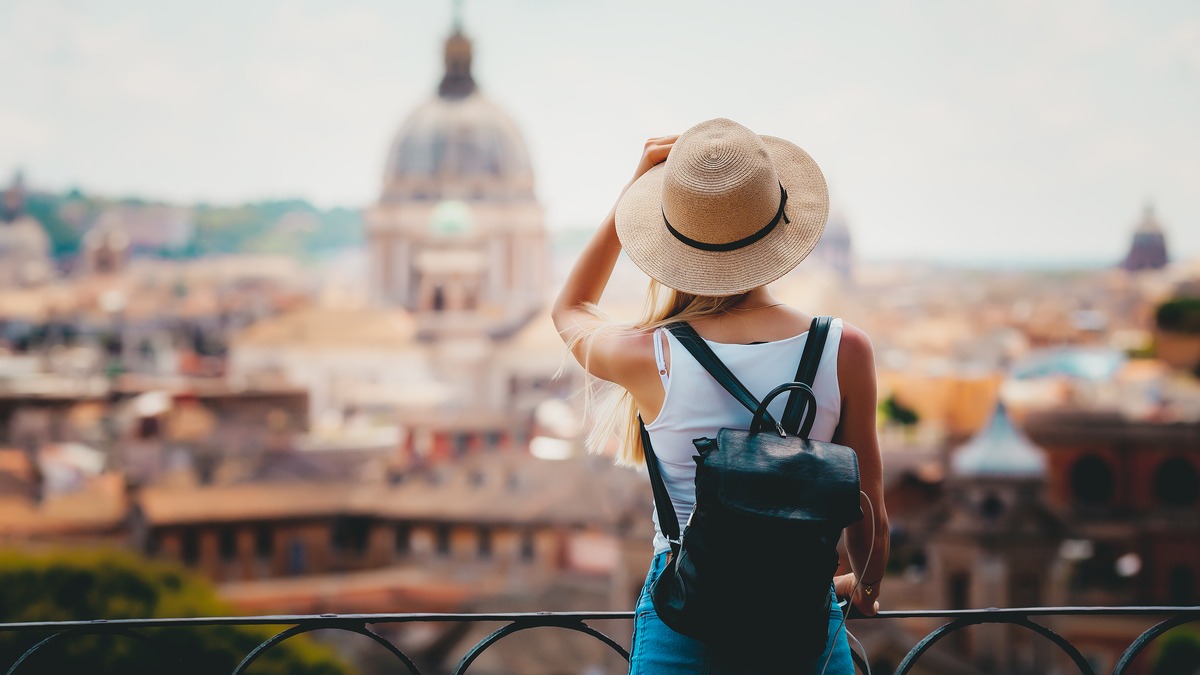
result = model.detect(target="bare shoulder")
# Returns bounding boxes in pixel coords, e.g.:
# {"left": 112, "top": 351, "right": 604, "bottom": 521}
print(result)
{"left": 836, "top": 321, "right": 876, "bottom": 386}
{"left": 588, "top": 326, "right": 657, "bottom": 386}
{"left": 838, "top": 321, "right": 874, "bottom": 362}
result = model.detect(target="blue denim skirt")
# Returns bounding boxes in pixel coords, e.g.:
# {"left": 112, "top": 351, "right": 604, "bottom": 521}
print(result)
{"left": 629, "top": 551, "right": 854, "bottom": 675}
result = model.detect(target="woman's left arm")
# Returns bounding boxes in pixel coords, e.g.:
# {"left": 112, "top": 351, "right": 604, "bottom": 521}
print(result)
{"left": 551, "top": 136, "right": 677, "bottom": 384}
{"left": 832, "top": 323, "right": 890, "bottom": 616}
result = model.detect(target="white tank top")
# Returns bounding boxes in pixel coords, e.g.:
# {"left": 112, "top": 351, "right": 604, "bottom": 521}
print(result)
{"left": 644, "top": 319, "right": 844, "bottom": 554}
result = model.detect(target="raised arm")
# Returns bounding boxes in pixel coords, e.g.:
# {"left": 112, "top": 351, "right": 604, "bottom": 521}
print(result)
{"left": 832, "top": 322, "right": 890, "bottom": 616}
{"left": 551, "top": 136, "right": 677, "bottom": 387}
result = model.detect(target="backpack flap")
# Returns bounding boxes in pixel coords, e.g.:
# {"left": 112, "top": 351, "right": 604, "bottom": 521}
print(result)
{"left": 702, "top": 430, "right": 862, "bottom": 527}
{"left": 701, "top": 378, "right": 862, "bottom": 527}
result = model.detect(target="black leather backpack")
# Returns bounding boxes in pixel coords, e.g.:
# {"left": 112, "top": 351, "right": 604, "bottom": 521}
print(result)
{"left": 639, "top": 316, "right": 863, "bottom": 664}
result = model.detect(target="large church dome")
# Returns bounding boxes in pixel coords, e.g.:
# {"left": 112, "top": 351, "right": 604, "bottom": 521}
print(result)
{"left": 380, "top": 31, "right": 534, "bottom": 204}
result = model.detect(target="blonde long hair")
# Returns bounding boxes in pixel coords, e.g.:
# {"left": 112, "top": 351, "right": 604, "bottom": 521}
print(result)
{"left": 567, "top": 280, "right": 747, "bottom": 466}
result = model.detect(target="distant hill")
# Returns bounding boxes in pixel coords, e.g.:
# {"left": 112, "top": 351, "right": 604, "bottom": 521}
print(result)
{"left": 187, "top": 199, "right": 363, "bottom": 258}
{"left": 22, "top": 190, "right": 364, "bottom": 260}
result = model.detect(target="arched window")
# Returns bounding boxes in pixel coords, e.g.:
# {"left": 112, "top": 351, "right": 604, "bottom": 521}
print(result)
{"left": 1155, "top": 457, "right": 1199, "bottom": 507}
{"left": 980, "top": 493, "right": 1004, "bottom": 519}
{"left": 1070, "top": 455, "right": 1114, "bottom": 505}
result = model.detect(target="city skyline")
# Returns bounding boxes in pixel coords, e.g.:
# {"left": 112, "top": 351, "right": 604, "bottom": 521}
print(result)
{"left": 2, "top": 0, "right": 1198, "bottom": 265}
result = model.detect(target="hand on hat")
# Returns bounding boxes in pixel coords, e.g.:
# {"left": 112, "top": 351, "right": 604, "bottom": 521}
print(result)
{"left": 632, "top": 135, "right": 679, "bottom": 183}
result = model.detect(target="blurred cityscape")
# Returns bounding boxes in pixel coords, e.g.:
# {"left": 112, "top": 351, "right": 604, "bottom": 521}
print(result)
{"left": 1, "top": 20, "right": 1199, "bottom": 675}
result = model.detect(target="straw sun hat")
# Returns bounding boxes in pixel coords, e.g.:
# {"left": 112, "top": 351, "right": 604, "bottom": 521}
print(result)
{"left": 615, "top": 118, "right": 829, "bottom": 297}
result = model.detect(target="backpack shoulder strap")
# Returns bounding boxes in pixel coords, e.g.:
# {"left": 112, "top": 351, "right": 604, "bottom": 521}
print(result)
{"left": 782, "top": 316, "right": 832, "bottom": 438}
{"left": 665, "top": 322, "right": 780, "bottom": 433}
{"left": 639, "top": 417, "right": 681, "bottom": 556}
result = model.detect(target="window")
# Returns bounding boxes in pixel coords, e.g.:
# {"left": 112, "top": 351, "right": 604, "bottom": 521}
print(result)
{"left": 219, "top": 527, "right": 238, "bottom": 563}
{"left": 395, "top": 523, "right": 411, "bottom": 555}
{"left": 454, "top": 433, "right": 471, "bottom": 457}
{"left": 436, "top": 525, "right": 451, "bottom": 556}
{"left": 1070, "top": 456, "right": 1114, "bottom": 505}
{"left": 255, "top": 526, "right": 274, "bottom": 560}
{"left": 288, "top": 540, "right": 307, "bottom": 576}
{"left": 181, "top": 529, "right": 199, "bottom": 566}
{"left": 138, "top": 416, "right": 160, "bottom": 440}
{"left": 1009, "top": 572, "right": 1041, "bottom": 607}
{"left": 478, "top": 527, "right": 492, "bottom": 559}
{"left": 1155, "top": 458, "right": 1199, "bottom": 507}
{"left": 432, "top": 286, "right": 445, "bottom": 312}
{"left": 331, "top": 517, "right": 371, "bottom": 556}
{"left": 980, "top": 493, "right": 1004, "bottom": 519}
{"left": 949, "top": 572, "right": 970, "bottom": 610}
{"left": 520, "top": 531, "right": 536, "bottom": 562}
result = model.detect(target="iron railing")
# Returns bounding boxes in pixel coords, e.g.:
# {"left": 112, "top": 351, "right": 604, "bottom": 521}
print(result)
{"left": 1, "top": 606, "right": 1198, "bottom": 675}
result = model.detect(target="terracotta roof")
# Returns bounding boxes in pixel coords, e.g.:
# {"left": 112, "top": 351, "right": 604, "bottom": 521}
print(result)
{"left": 140, "top": 481, "right": 364, "bottom": 525}
{"left": 139, "top": 452, "right": 651, "bottom": 528}
{"left": 372, "top": 453, "right": 648, "bottom": 526}
{"left": 218, "top": 564, "right": 484, "bottom": 614}
{"left": 0, "top": 473, "right": 128, "bottom": 537}
{"left": 231, "top": 307, "right": 419, "bottom": 351}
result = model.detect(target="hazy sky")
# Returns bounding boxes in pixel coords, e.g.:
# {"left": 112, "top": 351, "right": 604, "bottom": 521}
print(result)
{"left": 2, "top": 0, "right": 1198, "bottom": 264}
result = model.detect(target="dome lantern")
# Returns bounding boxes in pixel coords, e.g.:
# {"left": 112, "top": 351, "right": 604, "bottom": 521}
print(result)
{"left": 438, "top": 30, "right": 476, "bottom": 100}
{"left": 380, "top": 26, "right": 535, "bottom": 203}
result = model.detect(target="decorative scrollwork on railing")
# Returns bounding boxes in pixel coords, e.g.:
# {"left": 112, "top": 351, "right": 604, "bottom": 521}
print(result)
{"left": 1111, "top": 610, "right": 1200, "bottom": 675}
{"left": 1, "top": 607, "right": 1197, "bottom": 675}
{"left": 232, "top": 621, "right": 422, "bottom": 675}
{"left": 890, "top": 615, "right": 1094, "bottom": 675}
{"left": 452, "top": 615, "right": 629, "bottom": 675}
{"left": 5, "top": 624, "right": 185, "bottom": 675}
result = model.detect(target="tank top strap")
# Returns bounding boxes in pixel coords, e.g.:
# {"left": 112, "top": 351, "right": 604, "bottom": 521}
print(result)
{"left": 653, "top": 328, "right": 670, "bottom": 391}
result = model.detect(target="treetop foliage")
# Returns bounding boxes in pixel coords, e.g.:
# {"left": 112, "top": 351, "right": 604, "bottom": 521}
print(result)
{"left": 0, "top": 549, "right": 349, "bottom": 675}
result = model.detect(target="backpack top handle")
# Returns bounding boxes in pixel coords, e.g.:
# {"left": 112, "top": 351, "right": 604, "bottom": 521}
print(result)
{"left": 750, "top": 382, "right": 817, "bottom": 437}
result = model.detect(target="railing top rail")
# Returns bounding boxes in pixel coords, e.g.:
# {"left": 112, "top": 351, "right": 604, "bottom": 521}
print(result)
{"left": 0, "top": 606, "right": 1196, "bottom": 632}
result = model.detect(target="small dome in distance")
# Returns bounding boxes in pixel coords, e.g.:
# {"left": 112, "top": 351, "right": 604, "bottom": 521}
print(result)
{"left": 951, "top": 404, "right": 1046, "bottom": 478}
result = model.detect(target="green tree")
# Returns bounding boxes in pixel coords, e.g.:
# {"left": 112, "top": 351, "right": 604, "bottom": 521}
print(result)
{"left": 24, "top": 192, "right": 87, "bottom": 257}
{"left": 1156, "top": 297, "right": 1200, "bottom": 334}
{"left": 881, "top": 394, "right": 919, "bottom": 426}
{"left": 0, "top": 549, "right": 350, "bottom": 675}
{"left": 1152, "top": 626, "right": 1200, "bottom": 675}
